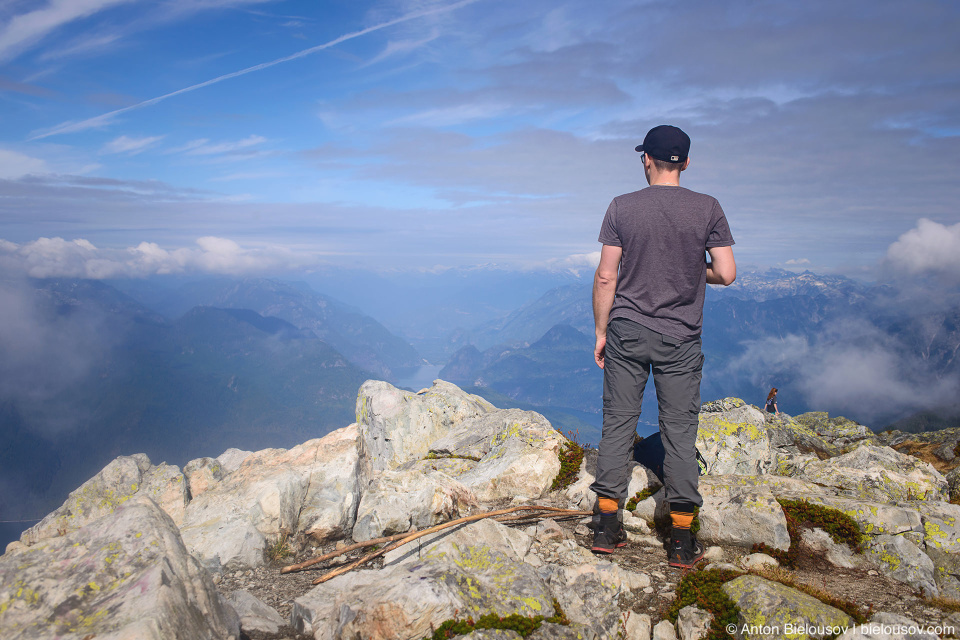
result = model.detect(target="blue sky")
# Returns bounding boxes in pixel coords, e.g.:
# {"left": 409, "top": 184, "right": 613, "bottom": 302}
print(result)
{"left": 0, "top": 0, "right": 959, "bottom": 277}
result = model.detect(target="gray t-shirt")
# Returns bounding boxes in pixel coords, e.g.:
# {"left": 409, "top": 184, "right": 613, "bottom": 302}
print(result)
{"left": 598, "top": 185, "right": 734, "bottom": 341}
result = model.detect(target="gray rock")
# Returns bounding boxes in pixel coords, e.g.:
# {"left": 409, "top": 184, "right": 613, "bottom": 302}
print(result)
{"left": 795, "top": 445, "right": 948, "bottom": 503}
{"left": 529, "top": 622, "right": 599, "bottom": 639}
{"left": 801, "top": 527, "right": 865, "bottom": 569}
{"left": 141, "top": 462, "right": 189, "bottom": 526}
{"left": 536, "top": 519, "right": 565, "bottom": 543}
{"left": 293, "top": 544, "right": 556, "bottom": 640}
{"left": 356, "top": 379, "right": 494, "bottom": 472}
{"left": 0, "top": 497, "right": 237, "bottom": 640}
{"left": 20, "top": 453, "right": 156, "bottom": 545}
{"left": 697, "top": 402, "right": 773, "bottom": 475}
{"left": 537, "top": 562, "right": 630, "bottom": 639}
{"left": 623, "top": 612, "right": 652, "bottom": 640}
{"left": 180, "top": 425, "right": 363, "bottom": 571}
{"left": 740, "top": 553, "right": 778, "bottom": 570}
{"left": 225, "top": 589, "right": 285, "bottom": 634}
{"left": 697, "top": 482, "right": 790, "bottom": 551}
{"left": 722, "top": 575, "right": 853, "bottom": 640}
{"left": 382, "top": 518, "right": 533, "bottom": 568}
{"left": 216, "top": 447, "right": 253, "bottom": 473}
{"left": 677, "top": 605, "right": 712, "bottom": 640}
{"left": 183, "top": 457, "right": 226, "bottom": 500}
{"left": 926, "top": 546, "right": 960, "bottom": 600}
{"left": 919, "top": 503, "right": 960, "bottom": 553}
{"left": 352, "top": 468, "right": 477, "bottom": 541}
{"left": 453, "top": 410, "right": 564, "bottom": 502}
{"left": 864, "top": 534, "right": 938, "bottom": 597}
{"left": 460, "top": 631, "right": 524, "bottom": 640}
{"left": 652, "top": 620, "right": 678, "bottom": 640}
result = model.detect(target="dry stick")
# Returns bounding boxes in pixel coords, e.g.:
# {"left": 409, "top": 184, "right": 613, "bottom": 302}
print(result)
{"left": 282, "top": 507, "right": 587, "bottom": 574}
{"left": 281, "top": 532, "right": 410, "bottom": 574}
{"left": 311, "top": 505, "right": 591, "bottom": 585}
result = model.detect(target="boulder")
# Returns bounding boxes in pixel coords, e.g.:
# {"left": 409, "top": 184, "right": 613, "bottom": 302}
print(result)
{"left": 766, "top": 413, "right": 839, "bottom": 460}
{"left": 356, "top": 379, "right": 494, "bottom": 472}
{"left": 141, "top": 462, "right": 189, "bottom": 526}
{"left": 183, "top": 457, "right": 226, "bottom": 500}
{"left": 20, "top": 453, "right": 157, "bottom": 545}
{"left": 537, "top": 562, "right": 636, "bottom": 638}
{"left": 624, "top": 613, "right": 653, "bottom": 640}
{"left": 793, "top": 445, "right": 948, "bottom": 503}
{"left": 801, "top": 528, "right": 865, "bottom": 569}
{"left": 697, "top": 400, "right": 773, "bottom": 475}
{"left": 793, "top": 412, "right": 878, "bottom": 451}
{"left": 224, "top": 590, "right": 285, "bottom": 635}
{"left": 863, "top": 534, "right": 938, "bottom": 597}
{"left": 352, "top": 468, "right": 477, "bottom": 541}
{"left": 382, "top": 518, "right": 533, "bottom": 568}
{"left": 697, "top": 480, "right": 790, "bottom": 551}
{"left": 217, "top": 448, "right": 253, "bottom": 473}
{"left": 926, "top": 546, "right": 960, "bottom": 601}
{"left": 653, "top": 620, "right": 679, "bottom": 640}
{"left": 722, "top": 575, "right": 853, "bottom": 640}
{"left": 918, "top": 502, "right": 960, "bottom": 553}
{"left": 0, "top": 497, "right": 238, "bottom": 640}
{"left": 292, "top": 546, "right": 556, "bottom": 640}
{"left": 676, "top": 605, "right": 712, "bottom": 640}
{"left": 180, "top": 425, "right": 363, "bottom": 571}
{"left": 452, "top": 409, "right": 565, "bottom": 502}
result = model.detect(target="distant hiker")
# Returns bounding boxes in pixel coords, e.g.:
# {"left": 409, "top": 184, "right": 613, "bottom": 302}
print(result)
{"left": 590, "top": 125, "right": 736, "bottom": 569}
{"left": 764, "top": 388, "right": 779, "bottom": 415}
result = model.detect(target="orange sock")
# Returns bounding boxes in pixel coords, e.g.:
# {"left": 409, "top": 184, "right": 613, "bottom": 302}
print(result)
{"left": 598, "top": 497, "right": 619, "bottom": 514}
{"left": 671, "top": 511, "right": 694, "bottom": 529}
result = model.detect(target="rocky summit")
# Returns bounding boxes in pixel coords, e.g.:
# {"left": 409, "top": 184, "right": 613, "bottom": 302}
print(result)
{"left": 3, "top": 381, "right": 960, "bottom": 639}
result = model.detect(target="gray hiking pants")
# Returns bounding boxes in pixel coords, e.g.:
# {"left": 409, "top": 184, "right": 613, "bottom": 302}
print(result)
{"left": 590, "top": 317, "right": 704, "bottom": 508}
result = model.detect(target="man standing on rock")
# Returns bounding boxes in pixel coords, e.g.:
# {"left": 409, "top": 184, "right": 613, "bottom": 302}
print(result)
{"left": 590, "top": 125, "right": 736, "bottom": 568}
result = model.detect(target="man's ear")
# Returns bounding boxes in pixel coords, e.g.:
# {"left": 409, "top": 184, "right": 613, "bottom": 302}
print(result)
{"left": 680, "top": 158, "right": 691, "bottom": 172}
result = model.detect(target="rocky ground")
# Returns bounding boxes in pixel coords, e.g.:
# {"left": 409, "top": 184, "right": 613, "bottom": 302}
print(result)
{"left": 215, "top": 499, "right": 960, "bottom": 640}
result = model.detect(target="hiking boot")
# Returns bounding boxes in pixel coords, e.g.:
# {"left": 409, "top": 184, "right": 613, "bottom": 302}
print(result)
{"left": 668, "top": 529, "right": 704, "bottom": 569}
{"left": 591, "top": 513, "right": 628, "bottom": 554}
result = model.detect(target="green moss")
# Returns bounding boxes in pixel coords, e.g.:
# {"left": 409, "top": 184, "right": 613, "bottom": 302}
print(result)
{"left": 425, "top": 452, "right": 482, "bottom": 462}
{"left": 752, "top": 499, "right": 863, "bottom": 569}
{"left": 425, "top": 599, "right": 570, "bottom": 639}
{"left": 625, "top": 486, "right": 660, "bottom": 511}
{"left": 551, "top": 440, "right": 584, "bottom": 491}
{"left": 667, "top": 569, "right": 742, "bottom": 640}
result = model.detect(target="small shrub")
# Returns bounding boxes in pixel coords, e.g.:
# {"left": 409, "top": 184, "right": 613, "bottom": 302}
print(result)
{"left": 267, "top": 533, "right": 293, "bottom": 563}
{"left": 551, "top": 439, "right": 584, "bottom": 491}
{"left": 426, "top": 600, "right": 569, "bottom": 639}
{"left": 668, "top": 569, "right": 742, "bottom": 640}
{"left": 625, "top": 486, "right": 660, "bottom": 511}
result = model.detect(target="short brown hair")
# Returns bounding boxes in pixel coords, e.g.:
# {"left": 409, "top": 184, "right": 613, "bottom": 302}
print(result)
{"left": 652, "top": 157, "right": 684, "bottom": 172}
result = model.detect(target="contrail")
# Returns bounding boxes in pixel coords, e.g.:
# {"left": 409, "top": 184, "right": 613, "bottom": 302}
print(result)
{"left": 29, "top": 0, "right": 481, "bottom": 140}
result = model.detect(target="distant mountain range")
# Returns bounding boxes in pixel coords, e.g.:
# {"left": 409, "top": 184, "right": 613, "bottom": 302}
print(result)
{"left": 441, "top": 268, "right": 960, "bottom": 431}
{"left": 0, "top": 277, "right": 374, "bottom": 544}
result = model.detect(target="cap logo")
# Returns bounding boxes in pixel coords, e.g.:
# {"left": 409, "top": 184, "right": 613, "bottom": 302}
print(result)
{"left": 670, "top": 155, "right": 679, "bottom": 161}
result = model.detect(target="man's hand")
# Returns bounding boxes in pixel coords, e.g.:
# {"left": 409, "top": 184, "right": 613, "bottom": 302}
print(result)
{"left": 595, "top": 334, "right": 607, "bottom": 369}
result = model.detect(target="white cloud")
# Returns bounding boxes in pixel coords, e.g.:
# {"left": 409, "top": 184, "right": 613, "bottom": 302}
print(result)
{"left": 0, "top": 148, "right": 48, "bottom": 178}
{"left": 364, "top": 29, "right": 440, "bottom": 66}
{"left": 0, "top": 236, "right": 315, "bottom": 278}
{"left": 182, "top": 135, "right": 267, "bottom": 156}
{"left": 102, "top": 135, "right": 165, "bottom": 155}
{"left": 0, "top": 0, "right": 136, "bottom": 62}
{"left": 885, "top": 218, "right": 960, "bottom": 281}
{"left": 785, "top": 258, "right": 810, "bottom": 266}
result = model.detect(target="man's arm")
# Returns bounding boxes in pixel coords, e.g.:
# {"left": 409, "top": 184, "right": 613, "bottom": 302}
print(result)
{"left": 706, "top": 245, "right": 736, "bottom": 286}
{"left": 593, "top": 244, "right": 622, "bottom": 369}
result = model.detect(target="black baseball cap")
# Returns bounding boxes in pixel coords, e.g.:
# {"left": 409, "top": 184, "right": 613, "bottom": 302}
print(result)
{"left": 635, "top": 125, "right": 690, "bottom": 163}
